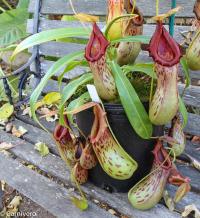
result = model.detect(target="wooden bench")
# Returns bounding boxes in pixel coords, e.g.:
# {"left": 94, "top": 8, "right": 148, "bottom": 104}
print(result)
{"left": 0, "top": 0, "right": 200, "bottom": 217}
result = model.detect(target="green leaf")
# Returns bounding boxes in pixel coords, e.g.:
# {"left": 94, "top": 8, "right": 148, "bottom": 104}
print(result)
{"left": 17, "top": 0, "right": 30, "bottom": 8}
{"left": 0, "top": 8, "right": 29, "bottom": 46}
{"left": 180, "top": 57, "right": 191, "bottom": 88}
{"left": 42, "top": 92, "right": 61, "bottom": 105}
{"left": 0, "top": 103, "right": 14, "bottom": 121}
{"left": 34, "top": 142, "right": 49, "bottom": 157}
{"left": 58, "top": 59, "right": 88, "bottom": 88}
{"left": 0, "top": 44, "right": 17, "bottom": 52}
{"left": 30, "top": 51, "right": 84, "bottom": 128}
{"left": 57, "top": 37, "right": 88, "bottom": 44}
{"left": 122, "top": 63, "right": 157, "bottom": 79}
{"left": 12, "top": 27, "right": 91, "bottom": 59}
{"left": 61, "top": 15, "right": 78, "bottom": 21}
{"left": 179, "top": 95, "right": 188, "bottom": 129}
{"left": 0, "top": 67, "right": 18, "bottom": 101}
{"left": 67, "top": 92, "right": 91, "bottom": 124}
{"left": 71, "top": 197, "right": 88, "bottom": 211}
{"left": 110, "top": 61, "right": 153, "bottom": 139}
{"left": 111, "top": 35, "right": 151, "bottom": 44}
{"left": 59, "top": 73, "right": 93, "bottom": 125}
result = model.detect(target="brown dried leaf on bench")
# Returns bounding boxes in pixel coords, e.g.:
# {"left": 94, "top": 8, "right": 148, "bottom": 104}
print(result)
{"left": 182, "top": 204, "right": 200, "bottom": 218}
{"left": 192, "top": 136, "right": 200, "bottom": 144}
{"left": 11, "top": 126, "right": 28, "bottom": 138}
{"left": 0, "top": 142, "right": 15, "bottom": 151}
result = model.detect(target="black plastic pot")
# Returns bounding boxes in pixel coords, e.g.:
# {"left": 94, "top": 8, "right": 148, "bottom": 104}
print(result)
{"left": 76, "top": 103, "right": 163, "bottom": 193}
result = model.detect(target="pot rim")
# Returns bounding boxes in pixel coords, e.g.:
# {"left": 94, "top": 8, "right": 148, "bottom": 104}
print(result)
{"left": 104, "top": 102, "right": 149, "bottom": 114}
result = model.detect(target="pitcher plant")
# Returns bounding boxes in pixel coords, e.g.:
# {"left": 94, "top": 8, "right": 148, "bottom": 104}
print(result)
{"left": 9, "top": 0, "right": 194, "bottom": 212}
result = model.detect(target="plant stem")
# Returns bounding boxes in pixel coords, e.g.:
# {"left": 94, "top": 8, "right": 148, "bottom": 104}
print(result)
{"left": 131, "top": 0, "right": 136, "bottom": 13}
{"left": 2, "top": 0, "right": 13, "bottom": 10}
{"left": 156, "top": 0, "right": 159, "bottom": 16}
{"left": 149, "top": 76, "right": 154, "bottom": 105}
{"left": 69, "top": 0, "right": 88, "bottom": 31}
{"left": 181, "top": 86, "right": 187, "bottom": 98}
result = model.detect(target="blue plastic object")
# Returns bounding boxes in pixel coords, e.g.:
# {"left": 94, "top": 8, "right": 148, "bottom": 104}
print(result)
{"left": 169, "top": 0, "right": 176, "bottom": 36}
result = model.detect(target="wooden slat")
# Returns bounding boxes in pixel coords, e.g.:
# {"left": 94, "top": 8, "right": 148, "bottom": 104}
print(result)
{"left": 27, "top": 21, "right": 189, "bottom": 58}
{"left": 177, "top": 164, "right": 200, "bottom": 192}
{"left": 178, "top": 84, "right": 200, "bottom": 108}
{"left": 0, "top": 130, "right": 196, "bottom": 216}
{"left": 28, "top": 0, "right": 196, "bottom": 18}
{"left": 167, "top": 184, "right": 200, "bottom": 212}
{"left": 16, "top": 112, "right": 55, "bottom": 133}
{"left": 36, "top": 57, "right": 200, "bottom": 81}
{"left": 38, "top": 77, "right": 200, "bottom": 109}
{"left": 27, "top": 20, "right": 200, "bottom": 80}
{"left": 27, "top": 20, "right": 189, "bottom": 44}
{"left": 27, "top": 19, "right": 190, "bottom": 36}
{"left": 184, "top": 141, "right": 200, "bottom": 161}
{"left": 12, "top": 119, "right": 59, "bottom": 156}
{"left": 184, "top": 113, "right": 200, "bottom": 136}
{"left": 30, "top": 60, "right": 87, "bottom": 79}
{"left": 14, "top": 114, "right": 200, "bottom": 158}
{"left": 0, "top": 153, "right": 115, "bottom": 218}
{"left": 38, "top": 41, "right": 85, "bottom": 57}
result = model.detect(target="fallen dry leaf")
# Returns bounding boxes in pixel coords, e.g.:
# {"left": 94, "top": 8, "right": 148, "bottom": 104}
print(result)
{"left": 0, "top": 121, "right": 6, "bottom": 130}
{"left": 6, "top": 195, "right": 22, "bottom": 214}
{"left": 74, "top": 13, "right": 99, "bottom": 22}
{"left": 0, "top": 207, "right": 6, "bottom": 217}
{"left": 192, "top": 158, "right": 200, "bottom": 171}
{"left": 108, "top": 209, "right": 117, "bottom": 215}
{"left": 71, "top": 197, "right": 88, "bottom": 211}
{"left": 1, "top": 180, "right": 6, "bottom": 191}
{"left": 38, "top": 107, "right": 58, "bottom": 122}
{"left": 5, "top": 123, "right": 13, "bottom": 133}
{"left": 0, "top": 103, "right": 14, "bottom": 121}
{"left": 46, "top": 114, "right": 58, "bottom": 122}
{"left": 0, "top": 142, "right": 15, "bottom": 151}
{"left": 39, "top": 107, "right": 57, "bottom": 116}
{"left": 185, "top": 154, "right": 200, "bottom": 171}
{"left": 22, "top": 107, "right": 32, "bottom": 117}
{"left": 182, "top": 204, "right": 200, "bottom": 218}
{"left": 27, "top": 164, "right": 36, "bottom": 170}
{"left": 150, "top": 6, "right": 181, "bottom": 21}
{"left": 192, "top": 136, "right": 200, "bottom": 144}
{"left": 34, "top": 142, "right": 49, "bottom": 157}
{"left": 163, "top": 190, "right": 175, "bottom": 212}
{"left": 11, "top": 126, "right": 28, "bottom": 138}
{"left": 174, "top": 183, "right": 191, "bottom": 203}
{"left": 37, "top": 107, "right": 50, "bottom": 115}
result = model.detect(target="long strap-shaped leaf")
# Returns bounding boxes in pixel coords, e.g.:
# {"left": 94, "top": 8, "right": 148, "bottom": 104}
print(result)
{"left": 111, "top": 35, "right": 151, "bottom": 44}
{"left": 110, "top": 61, "right": 153, "bottom": 139}
{"left": 59, "top": 73, "right": 93, "bottom": 125}
{"left": 11, "top": 27, "right": 91, "bottom": 59}
{"left": 30, "top": 51, "right": 84, "bottom": 129}
{"left": 122, "top": 62, "right": 157, "bottom": 79}
{"left": 67, "top": 92, "right": 91, "bottom": 125}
